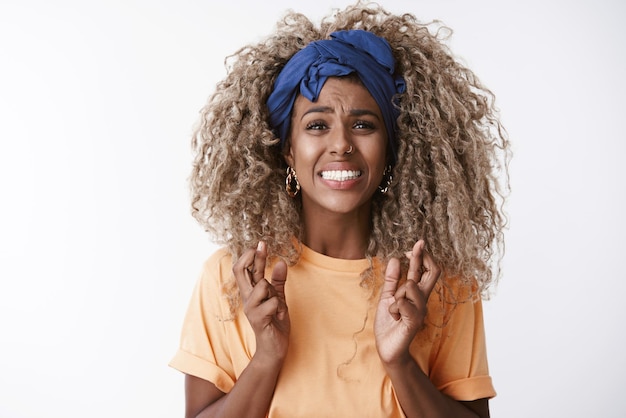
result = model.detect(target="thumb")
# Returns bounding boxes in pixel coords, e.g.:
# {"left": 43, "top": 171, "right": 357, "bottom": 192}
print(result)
{"left": 381, "top": 258, "right": 401, "bottom": 299}
{"left": 271, "top": 260, "right": 288, "bottom": 300}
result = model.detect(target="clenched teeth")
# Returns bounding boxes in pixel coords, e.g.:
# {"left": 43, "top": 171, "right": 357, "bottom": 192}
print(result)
{"left": 320, "top": 170, "right": 362, "bottom": 181}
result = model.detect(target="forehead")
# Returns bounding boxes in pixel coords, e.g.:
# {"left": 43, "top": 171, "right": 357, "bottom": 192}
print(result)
{"left": 293, "top": 77, "right": 381, "bottom": 115}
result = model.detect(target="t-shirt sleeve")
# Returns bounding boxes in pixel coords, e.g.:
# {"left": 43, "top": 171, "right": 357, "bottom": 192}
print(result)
{"left": 168, "top": 250, "right": 238, "bottom": 393}
{"left": 428, "top": 285, "right": 497, "bottom": 401}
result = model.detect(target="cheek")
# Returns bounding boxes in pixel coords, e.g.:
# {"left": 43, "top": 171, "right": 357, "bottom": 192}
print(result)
{"left": 290, "top": 142, "right": 321, "bottom": 170}
{"left": 366, "top": 140, "right": 388, "bottom": 170}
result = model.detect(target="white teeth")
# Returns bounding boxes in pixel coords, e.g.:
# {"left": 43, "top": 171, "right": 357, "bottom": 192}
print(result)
{"left": 320, "top": 170, "right": 361, "bottom": 181}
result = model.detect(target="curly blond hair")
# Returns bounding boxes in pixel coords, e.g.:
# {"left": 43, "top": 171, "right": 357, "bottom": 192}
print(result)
{"left": 190, "top": 1, "right": 510, "bottom": 306}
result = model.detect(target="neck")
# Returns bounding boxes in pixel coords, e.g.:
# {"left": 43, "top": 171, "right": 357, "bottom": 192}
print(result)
{"left": 301, "top": 208, "right": 371, "bottom": 260}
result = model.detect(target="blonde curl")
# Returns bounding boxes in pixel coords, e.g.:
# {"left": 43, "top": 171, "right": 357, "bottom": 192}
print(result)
{"left": 190, "top": 1, "right": 510, "bottom": 312}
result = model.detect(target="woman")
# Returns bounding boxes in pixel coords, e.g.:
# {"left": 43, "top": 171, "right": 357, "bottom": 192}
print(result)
{"left": 170, "top": 2, "right": 509, "bottom": 417}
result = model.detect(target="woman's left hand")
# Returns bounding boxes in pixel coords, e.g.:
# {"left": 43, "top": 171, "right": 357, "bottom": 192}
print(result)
{"left": 374, "top": 240, "right": 441, "bottom": 365}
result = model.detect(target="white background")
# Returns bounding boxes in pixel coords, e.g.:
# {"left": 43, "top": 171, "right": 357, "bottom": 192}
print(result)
{"left": 1, "top": 0, "right": 624, "bottom": 417}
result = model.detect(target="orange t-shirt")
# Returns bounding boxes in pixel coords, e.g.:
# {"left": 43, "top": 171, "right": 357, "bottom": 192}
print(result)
{"left": 170, "top": 246, "right": 496, "bottom": 417}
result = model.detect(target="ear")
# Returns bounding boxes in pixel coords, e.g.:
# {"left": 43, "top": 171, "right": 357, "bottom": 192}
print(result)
{"left": 283, "top": 142, "right": 295, "bottom": 167}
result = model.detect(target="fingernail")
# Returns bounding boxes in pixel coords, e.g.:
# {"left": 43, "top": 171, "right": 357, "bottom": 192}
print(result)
{"left": 257, "top": 241, "right": 264, "bottom": 251}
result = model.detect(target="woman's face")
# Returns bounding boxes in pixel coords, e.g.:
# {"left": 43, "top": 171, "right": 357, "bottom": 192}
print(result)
{"left": 285, "top": 76, "right": 388, "bottom": 219}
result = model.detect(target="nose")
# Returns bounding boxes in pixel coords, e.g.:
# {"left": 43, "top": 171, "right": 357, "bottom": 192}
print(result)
{"left": 329, "top": 127, "right": 353, "bottom": 156}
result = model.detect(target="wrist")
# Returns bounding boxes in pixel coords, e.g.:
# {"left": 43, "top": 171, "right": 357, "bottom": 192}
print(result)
{"left": 251, "top": 349, "right": 286, "bottom": 372}
{"left": 381, "top": 351, "right": 414, "bottom": 373}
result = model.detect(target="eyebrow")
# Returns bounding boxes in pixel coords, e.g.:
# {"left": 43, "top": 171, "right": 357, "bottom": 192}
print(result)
{"left": 300, "top": 106, "right": 381, "bottom": 120}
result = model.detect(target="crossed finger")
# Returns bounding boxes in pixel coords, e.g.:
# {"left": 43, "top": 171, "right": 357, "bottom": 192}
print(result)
{"left": 247, "top": 241, "right": 268, "bottom": 286}
{"left": 233, "top": 241, "right": 268, "bottom": 297}
{"left": 406, "top": 240, "right": 441, "bottom": 300}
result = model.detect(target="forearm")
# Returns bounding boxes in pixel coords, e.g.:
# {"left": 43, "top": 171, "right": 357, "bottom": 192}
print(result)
{"left": 192, "top": 248, "right": 289, "bottom": 418}
{"left": 384, "top": 356, "right": 482, "bottom": 418}
{"left": 195, "top": 355, "right": 281, "bottom": 418}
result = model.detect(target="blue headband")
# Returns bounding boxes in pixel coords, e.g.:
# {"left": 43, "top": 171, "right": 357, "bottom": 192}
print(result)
{"left": 267, "top": 30, "right": 406, "bottom": 161}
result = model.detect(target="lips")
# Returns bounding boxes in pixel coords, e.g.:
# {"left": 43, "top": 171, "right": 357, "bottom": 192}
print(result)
{"left": 320, "top": 169, "right": 362, "bottom": 181}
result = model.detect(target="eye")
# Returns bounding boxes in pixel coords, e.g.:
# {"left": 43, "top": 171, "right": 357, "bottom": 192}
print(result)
{"left": 353, "top": 120, "right": 375, "bottom": 130}
{"left": 305, "top": 120, "right": 328, "bottom": 131}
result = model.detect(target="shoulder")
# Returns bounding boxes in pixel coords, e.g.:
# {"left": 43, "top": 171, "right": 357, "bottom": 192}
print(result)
{"left": 196, "top": 247, "right": 236, "bottom": 301}
{"left": 426, "top": 275, "right": 483, "bottom": 328}
{"left": 201, "top": 247, "right": 233, "bottom": 277}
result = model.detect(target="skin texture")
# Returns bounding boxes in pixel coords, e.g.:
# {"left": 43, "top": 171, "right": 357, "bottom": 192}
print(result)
{"left": 284, "top": 77, "right": 388, "bottom": 259}
{"left": 184, "top": 78, "right": 490, "bottom": 417}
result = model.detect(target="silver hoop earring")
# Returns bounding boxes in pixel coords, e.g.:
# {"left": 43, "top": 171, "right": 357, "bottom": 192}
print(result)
{"left": 285, "top": 166, "right": 300, "bottom": 197}
{"left": 378, "top": 165, "right": 393, "bottom": 194}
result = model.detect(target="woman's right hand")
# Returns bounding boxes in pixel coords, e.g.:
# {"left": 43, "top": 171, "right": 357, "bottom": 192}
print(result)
{"left": 232, "top": 241, "right": 290, "bottom": 367}
{"left": 185, "top": 244, "right": 290, "bottom": 418}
